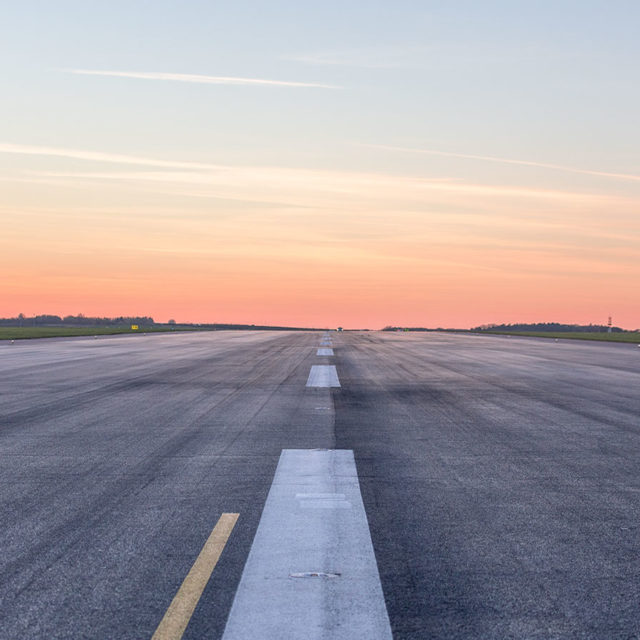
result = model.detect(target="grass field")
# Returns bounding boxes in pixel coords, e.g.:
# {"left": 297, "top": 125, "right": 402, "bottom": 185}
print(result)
{"left": 0, "top": 326, "right": 200, "bottom": 340}
{"left": 479, "top": 331, "right": 640, "bottom": 343}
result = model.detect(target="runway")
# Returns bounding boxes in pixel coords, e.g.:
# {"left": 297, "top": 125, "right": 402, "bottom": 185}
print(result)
{"left": 1, "top": 330, "right": 639, "bottom": 639}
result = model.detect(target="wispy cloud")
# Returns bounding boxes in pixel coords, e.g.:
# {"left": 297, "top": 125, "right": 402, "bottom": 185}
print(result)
{"left": 365, "top": 144, "right": 640, "bottom": 183}
{"left": 26, "top": 168, "right": 615, "bottom": 207}
{"left": 3, "top": 141, "right": 635, "bottom": 213}
{"left": 61, "top": 69, "right": 339, "bottom": 89}
{"left": 0, "top": 142, "right": 221, "bottom": 170}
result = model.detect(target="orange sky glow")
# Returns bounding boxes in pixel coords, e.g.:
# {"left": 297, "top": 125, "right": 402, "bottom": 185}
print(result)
{"left": 2, "top": 157, "right": 639, "bottom": 329}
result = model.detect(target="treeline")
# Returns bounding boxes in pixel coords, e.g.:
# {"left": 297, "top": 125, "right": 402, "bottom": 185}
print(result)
{"left": 382, "top": 323, "right": 633, "bottom": 333}
{"left": 0, "top": 315, "right": 326, "bottom": 331}
{"left": 472, "top": 322, "right": 625, "bottom": 333}
{"left": 0, "top": 314, "right": 155, "bottom": 327}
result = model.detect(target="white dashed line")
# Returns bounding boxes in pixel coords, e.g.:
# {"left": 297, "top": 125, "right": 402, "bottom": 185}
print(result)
{"left": 306, "top": 365, "right": 341, "bottom": 387}
{"left": 221, "top": 449, "right": 392, "bottom": 640}
{"left": 316, "top": 348, "right": 334, "bottom": 356}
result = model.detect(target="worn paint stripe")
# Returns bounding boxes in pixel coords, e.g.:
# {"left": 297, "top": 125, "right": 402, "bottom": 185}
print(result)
{"left": 306, "top": 365, "right": 340, "bottom": 387}
{"left": 221, "top": 450, "right": 392, "bottom": 639}
{"left": 152, "top": 513, "right": 239, "bottom": 640}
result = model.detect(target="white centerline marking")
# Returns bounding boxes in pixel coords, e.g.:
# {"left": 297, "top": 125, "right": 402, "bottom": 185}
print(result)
{"left": 316, "top": 348, "right": 334, "bottom": 356}
{"left": 221, "top": 450, "right": 392, "bottom": 640}
{"left": 306, "top": 365, "right": 341, "bottom": 387}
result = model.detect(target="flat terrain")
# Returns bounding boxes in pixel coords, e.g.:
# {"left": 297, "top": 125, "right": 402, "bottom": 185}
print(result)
{"left": 477, "top": 330, "right": 640, "bottom": 343}
{"left": 1, "top": 331, "right": 639, "bottom": 639}
{"left": 0, "top": 327, "right": 194, "bottom": 340}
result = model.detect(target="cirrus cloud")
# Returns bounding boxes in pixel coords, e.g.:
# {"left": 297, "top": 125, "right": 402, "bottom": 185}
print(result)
{"left": 60, "top": 68, "right": 340, "bottom": 89}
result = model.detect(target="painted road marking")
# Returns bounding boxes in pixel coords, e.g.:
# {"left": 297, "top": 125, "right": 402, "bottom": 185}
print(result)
{"left": 306, "top": 365, "right": 341, "bottom": 387}
{"left": 221, "top": 450, "right": 392, "bottom": 640}
{"left": 316, "top": 348, "right": 334, "bottom": 356}
{"left": 152, "top": 513, "right": 239, "bottom": 640}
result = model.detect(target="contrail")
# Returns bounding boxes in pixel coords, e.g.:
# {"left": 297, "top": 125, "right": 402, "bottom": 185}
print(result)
{"left": 0, "top": 142, "right": 221, "bottom": 170}
{"left": 61, "top": 68, "right": 340, "bottom": 89}
{"left": 365, "top": 144, "right": 640, "bottom": 183}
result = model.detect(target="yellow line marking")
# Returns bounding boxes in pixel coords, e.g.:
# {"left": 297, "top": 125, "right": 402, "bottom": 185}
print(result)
{"left": 152, "top": 513, "right": 239, "bottom": 640}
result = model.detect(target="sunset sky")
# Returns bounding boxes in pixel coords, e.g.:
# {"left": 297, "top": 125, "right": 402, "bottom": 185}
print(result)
{"left": 1, "top": 1, "right": 639, "bottom": 328}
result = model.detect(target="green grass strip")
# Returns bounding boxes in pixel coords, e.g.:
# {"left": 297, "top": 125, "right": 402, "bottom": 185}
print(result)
{"left": 0, "top": 326, "right": 200, "bottom": 340}
{"left": 479, "top": 331, "right": 640, "bottom": 343}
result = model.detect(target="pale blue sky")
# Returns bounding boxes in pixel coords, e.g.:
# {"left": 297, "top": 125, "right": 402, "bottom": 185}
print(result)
{"left": 2, "top": 1, "right": 639, "bottom": 184}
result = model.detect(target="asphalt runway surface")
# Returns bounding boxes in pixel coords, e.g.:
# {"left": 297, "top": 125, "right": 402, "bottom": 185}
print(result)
{"left": 1, "top": 330, "right": 639, "bottom": 639}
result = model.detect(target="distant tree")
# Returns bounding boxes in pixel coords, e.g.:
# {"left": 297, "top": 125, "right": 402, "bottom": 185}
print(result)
{"left": 168, "top": 319, "right": 176, "bottom": 325}
{"left": 471, "top": 322, "right": 626, "bottom": 333}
